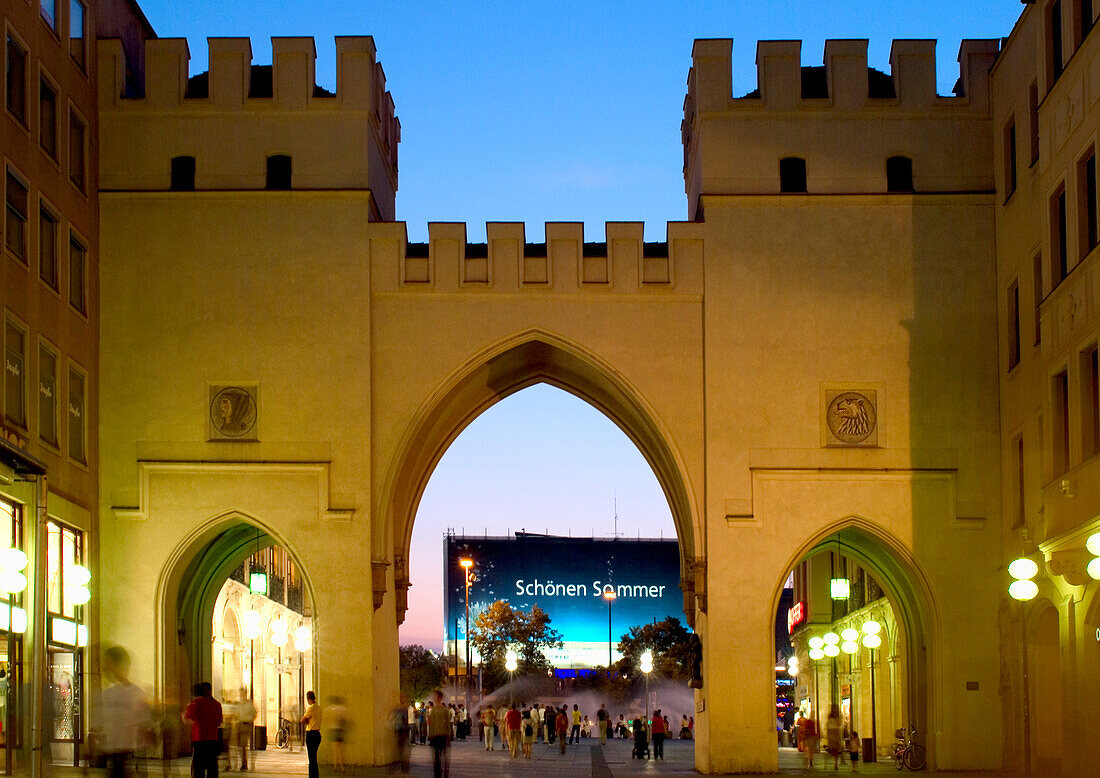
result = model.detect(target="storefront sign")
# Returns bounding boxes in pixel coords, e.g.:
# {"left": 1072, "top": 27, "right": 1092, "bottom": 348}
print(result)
{"left": 788, "top": 601, "right": 806, "bottom": 634}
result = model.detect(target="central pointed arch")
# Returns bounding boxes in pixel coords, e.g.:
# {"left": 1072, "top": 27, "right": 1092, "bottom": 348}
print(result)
{"left": 378, "top": 329, "right": 699, "bottom": 624}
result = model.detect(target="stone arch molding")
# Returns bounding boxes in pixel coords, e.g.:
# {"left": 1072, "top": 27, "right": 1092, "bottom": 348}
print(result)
{"left": 770, "top": 515, "right": 939, "bottom": 757}
{"left": 154, "top": 509, "right": 319, "bottom": 701}
{"left": 377, "top": 328, "right": 701, "bottom": 625}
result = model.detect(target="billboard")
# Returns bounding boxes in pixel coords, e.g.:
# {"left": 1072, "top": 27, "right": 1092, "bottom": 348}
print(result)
{"left": 443, "top": 533, "right": 683, "bottom": 668}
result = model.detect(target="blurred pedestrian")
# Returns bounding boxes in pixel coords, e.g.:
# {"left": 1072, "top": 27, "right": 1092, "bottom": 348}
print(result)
{"left": 97, "top": 646, "right": 152, "bottom": 778}
{"left": 651, "top": 708, "right": 666, "bottom": 759}
{"left": 301, "top": 691, "right": 323, "bottom": 778}
{"left": 427, "top": 690, "right": 451, "bottom": 778}
{"left": 555, "top": 706, "right": 568, "bottom": 754}
{"left": 392, "top": 695, "right": 410, "bottom": 777}
{"left": 481, "top": 704, "right": 495, "bottom": 751}
{"left": 230, "top": 691, "right": 255, "bottom": 771}
{"left": 505, "top": 703, "right": 521, "bottom": 758}
{"left": 325, "top": 695, "right": 348, "bottom": 773}
{"left": 183, "top": 682, "right": 222, "bottom": 778}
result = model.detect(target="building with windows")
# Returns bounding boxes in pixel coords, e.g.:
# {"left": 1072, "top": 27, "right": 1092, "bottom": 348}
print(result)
{"left": 2, "top": 0, "right": 1100, "bottom": 775}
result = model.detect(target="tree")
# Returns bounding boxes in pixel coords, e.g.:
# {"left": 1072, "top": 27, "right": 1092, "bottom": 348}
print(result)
{"left": 399, "top": 644, "right": 448, "bottom": 701}
{"left": 469, "top": 600, "right": 563, "bottom": 688}
{"left": 616, "top": 616, "right": 701, "bottom": 681}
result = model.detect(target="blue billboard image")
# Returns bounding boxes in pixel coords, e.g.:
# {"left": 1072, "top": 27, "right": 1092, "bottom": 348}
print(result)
{"left": 444, "top": 533, "right": 683, "bottom": 668}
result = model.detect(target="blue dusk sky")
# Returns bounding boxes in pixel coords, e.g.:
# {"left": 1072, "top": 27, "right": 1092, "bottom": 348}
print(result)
{"left": 133, "top": 1, "right": 1027, "bottom": 649}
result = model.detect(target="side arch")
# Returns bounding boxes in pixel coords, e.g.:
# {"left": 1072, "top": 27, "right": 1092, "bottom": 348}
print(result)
{"left": 770, "top": 516, "right": 938, "bottom": 759}
{"left": 376, "top": 329, "right": 700, "bottom": 623}
{"left": 154, "top": 510, "right": 319, "bottom": 706}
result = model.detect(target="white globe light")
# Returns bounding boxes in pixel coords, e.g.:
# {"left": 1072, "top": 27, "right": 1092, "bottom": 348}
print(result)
{"left": 1087, "top": 533, "right": 1100, "bottom": 556}
{"left": 841, "top": 641, "right": 859, "bottom": 655}
{"left": 294, "top": 636, "right": 311, "bottom": 652}
{"left": 294, "top": 625, "right": 311, "bottom": 644}
{"left": 271, "top": 630, "right": 288, "bottom": 648}
{"left": 809, "top": 647, "right": 826, "bottom": 661}
{"left": 505, "top": 649, "right": 517, "bottom": 663}
{"left": 861, "top": 620, "right": 881, "bottom": 636}
{"left": 824, "top": 644, "right": 841, "bottom": 657}
{"left": 243, "top": 610, "right": 261, "bottom": 626}
{"left": 0, "top": 570, "right": 27, "bottom": 594}
{"left": 67, "top": 585, "right": 91, "bottom": 605}
{"left": 1009, "top": 579, "right": 1039, "bottom": 601}
{"left": 823, "top": 632, "right": 840, "bottom": 646}
{"left": 787, "top": 656, "right": 799, "bottom": 669}
{"left": 841, "top": 628, "right": 858, "bottom": 642}
{"left": 808, "top": 636, "right": 824, "bottom": 650}
{"left": 271, "top": 618, "right": 288, "bottom": 635}
{"left": 862, "top": 634, "right": 882, "bottom": 649}
{"left": 1088, "top": 557, "right": 1100, "bottom": 580}
{"left": 1008, "top": 558, "right": 1039, "bottom": 580}
{"left": 0, "top": 548, "right": 28, "bottom": 572}
{"left": 505, "top": 657, "right": 518, "bottom": 672}
{"left": 788, "top": 666, "right": 799, "bottom": 677}
{"left": 69, "top": 564, "right": 91, "bottom": 586}
{"left": 243, "top": 623, "right": 261, "bottom": 640}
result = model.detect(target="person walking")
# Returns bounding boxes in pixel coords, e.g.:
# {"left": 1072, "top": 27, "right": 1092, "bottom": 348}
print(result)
{"left": 824, "top": 704, "right": 843, "bottom": 770}
{"left": 521, "top": 709, "right": 535, "bottom": 759}
{"left": 650, "top": 708, "right": 666, "bottom": 759}
{"left": 597, "top": 704, "right": 608, "bottom": 744}
{"left": 301, "top": 691, "right": 323, "bottom": 778}
{"left": 233, "top": 692, "right": 256, "bottom": 771}
{"left": 98, "top": 646, "right": 152, "bottom": 778}
{"left": 556, "top": 706, "right": 569, "bottom": 754}
{"left": 505, "top": 704, "right": 522, "bottom": 758}
{"left": 481, "top": 704, "right": 496, "bottom": 751}
{"left": 183, "top": 682, "right": 222, "bottom": 778}
{"left": 569, "top": 704, "right": 581, "bottom": 744}
{"left": 427, "top": 690, "right": 451, "bottom": 778}
{"left": 847, "top": 729, "right": 861, "bottom": 772}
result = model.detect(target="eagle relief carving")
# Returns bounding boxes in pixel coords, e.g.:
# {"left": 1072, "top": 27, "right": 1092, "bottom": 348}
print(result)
{"left": 825, "top": 389, "right": 878, "bottom": 446}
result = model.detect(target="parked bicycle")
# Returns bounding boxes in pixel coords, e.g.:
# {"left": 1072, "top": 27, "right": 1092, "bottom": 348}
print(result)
{"left": 893, "top": 727, "right": 926, "bottom": 771}
{"left": 275, "top": 717, "right": 293, "bottom": 749}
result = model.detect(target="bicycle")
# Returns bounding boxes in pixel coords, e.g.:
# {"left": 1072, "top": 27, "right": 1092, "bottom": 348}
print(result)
{"left": 892, "top": 727, "right": 926, "bottom": 771}
{"left": 275, "top": 718, "right": 292, "bottom": 749}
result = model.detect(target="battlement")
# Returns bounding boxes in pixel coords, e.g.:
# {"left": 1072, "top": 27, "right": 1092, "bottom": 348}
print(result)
{"left": 97, "top": 36, "right": 400, "bottom": 218}
{"left": 369, "top": 222, "right": 705, "bottom": 294}
{"left": 685, "top": 38, "right": 1000, "bottom": 115}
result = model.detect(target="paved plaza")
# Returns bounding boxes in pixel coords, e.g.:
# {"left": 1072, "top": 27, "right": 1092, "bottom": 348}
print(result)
{"left": 97, "top": 738, "right": 1024, "bottom": 778}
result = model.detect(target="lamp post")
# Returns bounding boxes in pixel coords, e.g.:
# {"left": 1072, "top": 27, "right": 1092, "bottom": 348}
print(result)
{"left": 860, "top": 620, "right": 882, "bottom": 762}
{"left": 460, "top": 558, "right": 474, "bottom": 705}
{"left": 807, "top": 637, "right": 826, "bottom": 722}
{"left": 1008, "top": 557, "right": 1039, "bottom": 778}
{"left": 504, "top": 649, "right": 518, "bottom": 705}
{"left": 604, "top": 590, "right": 617, "bottom": 669}
{"left": 640, "top": 650, "right": 653, "bottom": 722}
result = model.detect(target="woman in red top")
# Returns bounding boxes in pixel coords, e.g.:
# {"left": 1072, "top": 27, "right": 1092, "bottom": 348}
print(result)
{"left": 650, "top": 708, "right": 667, "bottom": 759}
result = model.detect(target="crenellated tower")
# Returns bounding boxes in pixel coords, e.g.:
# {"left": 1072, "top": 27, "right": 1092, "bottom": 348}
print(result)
{"left": 682, "top": 38, "right": 999, "bottom": 219}
{"left": 97, "top": 36, "right": 400, "bottom": 220}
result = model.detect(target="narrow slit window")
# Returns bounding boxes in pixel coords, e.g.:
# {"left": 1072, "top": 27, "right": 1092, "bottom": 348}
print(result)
{"left": 1008, "top": 280, "right": 1021, "bottom": 370}
{"left": 5, "top": 172, "right": 28, "bottom": 262}
{"left": 69, "top": 0, "right": 86, "bottom": 68}
{"left": 1051, "top": 184, "right": 1068, "bottom": 285}
{"left": 266, "top": 155, "right": 292, "bottom": 190}
{"left": 40, "top": 78, "right": 57, "bottom": 159}
{"left": 779, "top": 157, "right": 806, "bottom": 193}
{"left": 1003, "top": 120, "right": 1017, "bottom": 198}
{"left": 1029, "top": 82, "right": 1040, "bottom": 164}
{"left": 68, "top": 111, "right": 86, "bottom": 192}
{"left": 1033, "top": 252, "right": 1044, "bottom": 345}
{"left": 67, "top": 367, "right": 84, "bottom": 463}
{"left": 39, "top": 345, "right": 57, "bottom": 446}
{"left": 69, "top": 235, "right": 86, "bottom": 315}
{"left": 1082, "top": 345, "right": 1100, "bottom": 459}
{"left": 170, "top": 156, "right": 196, "bottom": 191}
{"left": 39, "top": 207, "right": 58, "bottom": 289}
{"left": 1052, "top": 1, "right": 1065, "bottom": 83}
{"left": 1013, "top": 435, "right": 1025, "bottom": 529}
{"left": 1053, "top": 369, "right": 1070, "bottom": 475}
{"left": 5, "top": 36, "right": 26, "bottom": 125}
{"left": 1079, "top": 149, "right": 1098, "bottom": 256}
{"left": 4, "top": 321, "right": 26, "bottom": 428}
{"left": 886, "top": 156, "right": 914, "bottom": 193}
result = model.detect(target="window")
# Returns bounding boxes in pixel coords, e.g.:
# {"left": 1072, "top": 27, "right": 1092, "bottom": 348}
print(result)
{"left": 68, "top": 234, "right": 85, "bottom": 314}
{"left": 1053, "top": 369, "right": 1070, "bottom": 475}
{"left": 266, "top": 155, "right": 292, "bottom": 190}
{"left": 4, "top": 320, "right": 26, "bottom": 428}
{"left": 1003, "top": 120, "right": 1017, "bottom": 198}
{"left": 1029, "top": 82, "right": 1040, "bottom": 165}
{"left": 39, "top": 206, "right": 57, "bottom": 289}
{"left": 69, "top": 0, "right": 85, "bottom": 68}
{"left": 1051, "top": 184, "right": 1068, "bottom": 285}
{"left": 40, "top": 0, "right": 57, "bottom": 30}
{"left": 1013, "top": 435, "right": 1025, "bottom": 529}
{"left": 68, "top": 111, "right": 85, "bottom": 191}
{"left": 1008, "top": 280, "right": 1021, "bottom": 370}
{"left": 886, "top": 156, "right": 914, "bottom": 193}
{"left": 779, "top": 157, "right": 806, "bottom": 193}
{"left": 38, "top": 344, "right": 57, "bottom": 446}
{"left": 1033, "top": 252, "right": 1044, "bottom": 345}
{"left": 5, "top": 171, "right": 28, "bottom": 262}
{"left": 46, "top": 521, "right": 84, "bottom": 617}
{"left": 170, "top": 156, "right": 196, "bottom": 191}
{"left": 6, "top": 35, "right": 27, "bottom": 124}
{"left": 1080, "top": 0, "right": 1094, "bottom": 42}
{"left": 1052, "top": 1, "right": 1065, "bottom": 83}
{"left": 39, "top": 78, "right": 57, "bottom": 159}
{"left": 1082, "top": 345, "right": 1100, "bottom": 459}
{"left": 1079, "top": 148, "right": 1097, "bottom": 257}
{"left": 67, "top": 366, "right": 84, "bottom": 463}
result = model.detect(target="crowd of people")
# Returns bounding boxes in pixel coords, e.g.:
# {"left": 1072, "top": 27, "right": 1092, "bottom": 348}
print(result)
{"left": 792, "top": 703, "right": 863, "bottom": 771}
{"left": 400, "top": 694, "right": 693, "bottom": 776}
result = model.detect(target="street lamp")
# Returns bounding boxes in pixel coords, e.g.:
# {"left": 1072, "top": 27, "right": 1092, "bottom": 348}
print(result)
{"left": 861, "top": 620, "right": 882, "bottom": 762}
{"left": 807, "top": 637, "right": 825, "bottom": 722}
{"left": 604, "top": 589, "right": 617, "bottom": 669}
{"left": 504, "top": 648, "right": 518, "bottom": 705}
{"left": 640, "top": 650, "right": 653, "bottom": 721}
{"left": 460, "top": 558, "right": 475, "bottom": 704}
{"left": 1008, "top": 557, "right": 1039, "bottom": 778}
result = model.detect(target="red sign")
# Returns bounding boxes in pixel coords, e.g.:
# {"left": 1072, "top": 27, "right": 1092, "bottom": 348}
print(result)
{"left": 787, "top": 601, "right": 806, "bottom": 634}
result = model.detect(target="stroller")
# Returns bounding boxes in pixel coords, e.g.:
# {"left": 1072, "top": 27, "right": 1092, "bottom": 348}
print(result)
{"left": 631, "top": 718, "right": 650, "bottom": 760}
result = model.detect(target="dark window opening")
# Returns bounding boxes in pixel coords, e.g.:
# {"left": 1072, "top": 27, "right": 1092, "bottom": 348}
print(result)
{"left": 1082, "top": 0, "right": 1094, "bottom": 41}
{"left": 170, "top": 156, "right": 196, "bottom": 191}
{"left": 1083, "top": 345, "right": 1100, "bottom": 459}
{"left": 779, "top": 157, "right": 807, "bottom": 193}
{"left": 6, "top": 36, "right": 27, "bottom": 125}
{"left": 1029, "top": 82, "right": 1040, "bottom": 164}
{"left": 266, "top": 155, "right": 292, "bottom": 190}
{"left": 1014, "top": 436, "right": 1026, "bottom": 528}
{"left": 1009, "top": 281, "right": 1021, "bottom": 370}
{"left": 1052, "top": 1, "right": 1065, "bottom": 82}
{"left": 1033, "top": 253, "right": 1044, "bottom": 345}
{"left": 40, "top": 78, "right": 57, "bottom": 159}
{"left": 1053, "top": 369, "right": 1070, "bottom": 475}
{"left": 886, "top": 156, "right": 914, "bottom": 193}
{"left": 1052, "top": 185, "right": 1068, "bottom": 284}
{"left": 5, "top": 172, "right": 28, "bottom": 261}
{"left": 1080, "top": 150, "right": 1097, "bottom": 256}
{"left": 1004, "top": 120, "right": 1017, "bottom": 197}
